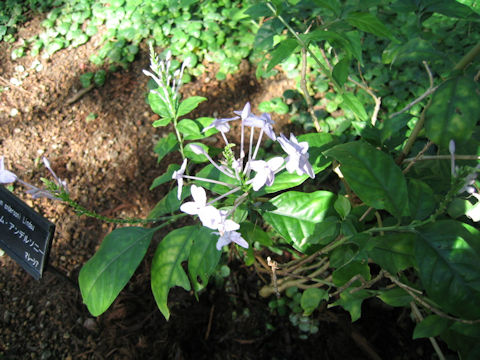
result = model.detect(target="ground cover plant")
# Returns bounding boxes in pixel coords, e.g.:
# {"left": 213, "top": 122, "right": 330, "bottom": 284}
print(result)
{"left": 1, "top": 0, "right": 480, "bottom": 358}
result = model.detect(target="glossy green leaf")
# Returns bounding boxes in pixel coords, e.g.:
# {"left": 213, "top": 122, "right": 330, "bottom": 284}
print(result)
{"left": 262, "top": 190, "right": 337, "bottom": 253}
{"left": 153, "top": 132, "right": 179, "bottom": 163}
{"left": 240, "top": 221, "right": 273, "bottom": 246}
{"left": 407, "top": 179, "right": 436, "bottom": 220}
{"left": 148, "top": 91, "right": 172, "bottom": 119}
{"left": 332, "top": 57, "right": 350, "bottom": 87}
{"left": 195, "top": 163, "right": 238, "bottom": 195}
{"left": 184, "top": 142, "right": 210, "bottom": 163}
{"left": 245, "top": 3, "right": 272, "bottom": 18}
{"left": 267, "top": 38, "right": 298, "bottom": 72}
{"left": 301, "top": 288, "right": 328, "bottom": 316}
{"left": 150, "top": 163, "right": 180, "bottom": 190}
{"left": 415, "top": 220, "right": 480, "bottom": 319}
{"left": 377, "top": 287, "right": 413, "bottom": 307}
{"left": 151, "top": 226, "right": 196, "bottom": 320}
{"left": 346, "top": 12, "right": 396, "bottom": 41}
{"left": 333, "top": 289, "right": 371, "bottom": 322}
{"left": 425, "top": 76, "right": 480, "bottom": 148}
{"left": 177, "top": 96, "right": 207, "bottom": 117}
{"left": 148, "top": 186, "right": 190, "bottom": 219}
{"left": 368, "top": 233, "right": 415, "bottom": 274}
{"left": 313, "top": 0, "right": 341, "bottom": 16}
{"left": 79, "top": 227, "right": 156, "bottom": 316}
{"left": 334, "top": 195, "right": 351, "bottom": 219}
{"left": 324, "top": 141, "right": 408, "bottom": 218}
{"left": 188, "top": 227, "right": 221, "bottom": 291}
{"left": 341, "top": 92, "right": 368, "bottom": 121}
{"left": 413, "top": 315, "right": 452, "bottom": 339}
{"left": 332, "top": 261, "right": 371, "bottom": 287}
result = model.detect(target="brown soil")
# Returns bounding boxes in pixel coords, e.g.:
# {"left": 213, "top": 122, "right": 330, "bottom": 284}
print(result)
{"left": 0, "top": 15, "right": 451, "bottom": 360}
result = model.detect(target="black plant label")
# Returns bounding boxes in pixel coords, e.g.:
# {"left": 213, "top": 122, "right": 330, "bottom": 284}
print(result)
{"left": 0, "top": 186, "right": 55, "bottom": 280}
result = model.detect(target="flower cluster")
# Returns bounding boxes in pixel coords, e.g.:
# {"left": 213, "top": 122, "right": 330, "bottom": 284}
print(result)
{"left": 0, "top": 156, "right": 68, "bottom": 200}
{"left": 142, "top": 44, "right": 189, "bottom": 115}
{"left": 172, "top": 102, "right": 315, "bottom": 251}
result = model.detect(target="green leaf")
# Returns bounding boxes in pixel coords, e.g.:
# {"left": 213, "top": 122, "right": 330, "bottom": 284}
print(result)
{"left": 177, "top": 96, "right": 207, "bottom": 117}
{"left": 415, "top": 220, "right": 480, "bottom": 319}
{"left": 148, "top": 186, "right": 190, "bottom": 219}
{"left": 245, "top": 3, "right": 272, "bottom": 18}
{"left": 262, "top": 190, "right": 337, "bottom": 253}
{"left": 148, "top": 91, "right": 172, "bottom": 119}
{"left": 153, "top": 117, "right": 173, "bottom": 127}
{"left": 425, "top": 0, "right": 480, "bottom": 20}
{"left": 341, "top": 92, "right": 368, "bottom": 121}
{"left": 377, "top": 287, "right": 413, "bottom": 307}
{"left": 266, "top": 38, "right": 298, "bottom": 72}
{"left": 240, "top": 222, "right": 273, "bottom": 247}
{"left": 150, "top": 163, "right": 180, "bottom": 190}
{"left": 195, "top": 163, "right": 238, "bottom": 195}
{"left": 425, "top": 76, "right": 480, "bottom": 148}
{"left": 324, "top": 141, "right": 408, "bottom": 218}
{"left": 177, "top": 117, "right": 217, "bottom": 140}
{"left": 332, "top": 261, "right": 371, "bottom": 287}
{"left": 334, "top": 195, "right": 351, "bottom": 219}
{"left": 346, "top": 12, "right": 396, "bottom": 41}
{"left": 368, "top": 233, "right": 415, "bottom": 274}
{"left": 151, "top": 226, "right": 196, "bottom": 320}
{"left": 303, "top": 30, "right": 360, "bottom": 61}
{"left": 413, "top": 315, "right": 452, "bottom": 339}
{"left": 332, "top": 58, "right": 350, "bottom": 87}
{"left": 184, "top": 142, "right": 210, "bottom": 163}
{"left": 153, "top": 132, "right": 179, "bottom": 163}
{"left": 188, "top": 227, "right": 221, "bottom": 291}
{"left": 79, "top": 227, "right": 156, "bottom": 316}
{"left": 407, "top": 179, "right": 436, "bottom": 220}
{"left": 333, "top": 289, "right": 371, "bottom": 322}
{"left": 301, "top": 288, "right": 328, "bottom": 316}
{"left": 313, "top": 0, "right": 341, "bottom": 16}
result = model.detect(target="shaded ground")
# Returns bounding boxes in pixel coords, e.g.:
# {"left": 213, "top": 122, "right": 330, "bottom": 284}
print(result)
{"left": 0, "top": 15, "right": 451, "bottom": 360}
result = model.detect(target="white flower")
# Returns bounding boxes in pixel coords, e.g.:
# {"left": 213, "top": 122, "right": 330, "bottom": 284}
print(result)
{"left": 0, "top": 156, "right": 17, "bottom": 184}
{"left": 277, "top": 133, "right": 314, "bottom": 178}
{"left": 180, "top": 185, "right": 221, "bottom": 229}
{"left": 249, "top": 157, "right": 284, "bottom": 191}
{"left": 172, "top": 159, "right": 187, "bottom": 200}
{"left": 244, "top": 112, "right": 276, "bottom": 140}
{"left": 216, "top": 230, "right": 249, "bottom": 250}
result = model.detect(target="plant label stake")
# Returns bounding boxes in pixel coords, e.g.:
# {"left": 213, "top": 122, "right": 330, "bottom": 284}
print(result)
{"left": 0, "top": 186, "right": 55, "bottom": 280}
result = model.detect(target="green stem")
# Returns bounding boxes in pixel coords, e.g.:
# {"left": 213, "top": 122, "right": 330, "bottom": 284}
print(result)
{"left": 63, "top": 196, "right": 186, "bottom": 225}
{"left": 453, "top": 41, "right": 480, "bottom": 71}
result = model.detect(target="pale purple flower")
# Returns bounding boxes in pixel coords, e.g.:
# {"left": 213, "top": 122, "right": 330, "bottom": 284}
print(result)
{"left": 277, "top": 133, "right": 314, "bottom": 178}
{"left": 172, "top": 159, "right": 187, "bottom": 200}
{"left": 180, "top": 185, "right": 221, "bottom": 229}
{"left": 0, "top": 156, "right": 17, "bottom": 184}
{"left": 203, "top": 116, "right": 239, "bottom": 133}
{"left": 244, "top": 112, "right": 276, "bottom": 140}
{"left": 216, "top": 230, "right": 249, "bottom": 250}
{"left": 249, "top": 157, "right": 284, "bottom": 191}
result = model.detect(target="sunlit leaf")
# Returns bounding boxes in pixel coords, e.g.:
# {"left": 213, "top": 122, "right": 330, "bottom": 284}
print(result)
{"left": 415, "top": 220, "right": 480, "bottom": 319}
{"left": 79, "top": 227, "right": 156, "bottom": 316}
{"left": 324, "top": 141, "right": 408, "bottom": 218}
{"left": 425, "top": 76, "right": 480, "bottom": 148}
{"left": 151, "top": 226, "right": 196, "bottom": 320}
